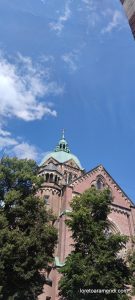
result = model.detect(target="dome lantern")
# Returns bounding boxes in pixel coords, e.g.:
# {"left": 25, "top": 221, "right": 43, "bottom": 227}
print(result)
{"left": 55, "top": 129, "right": 70, "bottom": 153}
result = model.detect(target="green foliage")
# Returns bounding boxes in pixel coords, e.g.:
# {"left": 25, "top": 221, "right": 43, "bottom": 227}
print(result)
{"left": 59, "top": 188, "right": 130, "bottom": 300}
{"left": 127, "top": 240, "right": 135, "bottom": 296}
{"left": 0, "top": 157, "right": 57, "bottom": 299}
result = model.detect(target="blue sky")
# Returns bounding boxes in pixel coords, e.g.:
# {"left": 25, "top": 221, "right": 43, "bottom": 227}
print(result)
{"left": 0, "top": 0, "right": 135, "bottom": 200}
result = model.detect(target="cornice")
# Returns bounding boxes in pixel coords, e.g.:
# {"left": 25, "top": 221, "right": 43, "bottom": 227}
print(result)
{"left": 110, "top": 204, "right": 130, "bottom": 216}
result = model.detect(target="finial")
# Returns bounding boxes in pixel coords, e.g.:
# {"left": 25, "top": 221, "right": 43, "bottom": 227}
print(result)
{"left": 62, "top": 128, "right": 65, "bottom": 139}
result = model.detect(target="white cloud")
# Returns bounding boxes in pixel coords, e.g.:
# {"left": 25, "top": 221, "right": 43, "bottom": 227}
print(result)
{"left": 0, "top": 128, "right": 11, "bottom": 137}
{"left": 62, "top": 52, "right": 78, "bottom": 72}
{"left": 81, "top": 0, "right": 95, "bottom": 10}
{"left": 102, "top": 10, "right": 124, "bottom": 34}
{"left": 0, "top": 136, "right": 17, "bottom": 150}
{"left": 0, "top": 127, "right": 41, "bottom": 161}
{"left": 0, "top": 53, "right": 63, "bottom": 122}
{"left": 80, "top": 0, "right": 125, "bottom": 34}
{"left": 0, "top": 52, "right": 64, "bottom": 161}
{"left": 12, "top": 142, "right": 38, "bottom": 160}
{"left": 0, "top": 126, "right": 17, "bottom": 152}
{"left": 62, "top": 44, "right": 85, "bottom": 72}
{"left": 49, "top": 1, "right": 71, "bottom": 34}
{"left": 40, "top": 54, "right": 55, "bottom": 63}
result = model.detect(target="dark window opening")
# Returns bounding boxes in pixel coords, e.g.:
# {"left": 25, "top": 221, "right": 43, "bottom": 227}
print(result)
{"left": 55, "top": 175, "right": 57, "bottom": 183}
{"left": 44, "top": 195, "right": 49, "bottom": 205}
{"left": 46, "top": 173, "right": 49, "bottom": 182}
{"left": 68, "top": 173, "right": 72, "bottom": 184}
{"left": 50, "top": 173, "right": 53, "bottom": 183}
{"left": 97, "top": 179, "right": 103, "bottom": 190}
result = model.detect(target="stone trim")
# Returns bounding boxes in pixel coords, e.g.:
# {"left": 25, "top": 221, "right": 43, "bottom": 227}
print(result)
{"left": 41, "top": 187, "right": 61, "bottom": 196}
{"left": 111, "top": 205, "right": 130, "bottom": 216}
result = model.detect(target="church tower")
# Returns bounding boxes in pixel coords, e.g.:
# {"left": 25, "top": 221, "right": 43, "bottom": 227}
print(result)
{"left": 38, "top": 132, "right": 84, "bottom": 300}
{"left": 38, "top": 131, "right": 84, "bottom": 216}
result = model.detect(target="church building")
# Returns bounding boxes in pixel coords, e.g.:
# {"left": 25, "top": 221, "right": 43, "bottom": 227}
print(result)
{"left": 38, "top": 132, "right": 135, "bottom": 300}
{"left": 120, "top": 0, "right": 135, "bottom": 38}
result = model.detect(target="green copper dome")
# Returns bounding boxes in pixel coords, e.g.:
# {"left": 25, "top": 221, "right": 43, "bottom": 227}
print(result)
{"left": 40, "top": 131, "right": 83, "bottom": 170}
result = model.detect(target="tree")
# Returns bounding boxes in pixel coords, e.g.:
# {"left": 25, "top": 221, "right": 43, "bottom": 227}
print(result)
{"left": 127, "top": 239, "right": 135, "bottom": 297}
{"left": 0, "top": 157, "right": 57, "bottom": 300}
{"left": 59, "top": 188, "right": 131, "bottom": 300}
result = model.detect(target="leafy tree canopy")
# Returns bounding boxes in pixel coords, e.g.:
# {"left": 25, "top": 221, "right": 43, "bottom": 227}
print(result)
{"left": 0, "top": 157, "right": 57, "bottom": 300}
{"left": 59, "top": 188, "right": 131, "bottom": 300}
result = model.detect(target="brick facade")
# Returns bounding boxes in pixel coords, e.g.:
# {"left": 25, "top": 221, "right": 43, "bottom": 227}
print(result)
{"left": 38, "top": 137, "right": 135, "bottom": 300}
{"left": 120, "top": 0, "right": 135, "bottom": 38}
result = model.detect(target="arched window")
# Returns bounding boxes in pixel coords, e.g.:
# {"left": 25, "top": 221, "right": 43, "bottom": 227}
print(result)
{"left": 64, "top": 172, "right": 68, "bottom": 184}
{"left": 46, "top": 173, "right": 49, "bottom": 182}
{"left": 50, "top": 173, "right": 53, "bottom": 183}
{"left": 97, "top": 179, "right": 102, "bottom": 190}
{"left": 44, "top": 195, "right": 49, "bottom": 205}
{"left": 68, "top": 173, "right": 72, "bottom": 184}
{"left": 108, "top": 219, "right": 120, "bottom": 234}
{"left": 96, "top": 177, "right": 104, "bottom": 190}
{"left": 55, "top": 175, "right": 57, "bottom": 184}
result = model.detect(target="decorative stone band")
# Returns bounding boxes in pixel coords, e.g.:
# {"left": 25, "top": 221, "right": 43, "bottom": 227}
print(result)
{"left": 120, "top": 0, "right": 135, "bottom": 38}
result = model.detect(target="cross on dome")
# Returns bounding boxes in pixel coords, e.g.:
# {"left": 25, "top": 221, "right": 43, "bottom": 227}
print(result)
{"left": 62, "top": 128, "right": 65, "bottom": 139}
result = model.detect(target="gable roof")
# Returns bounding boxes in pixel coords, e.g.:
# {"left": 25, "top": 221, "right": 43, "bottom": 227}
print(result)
{"left": 69, "top": 164, "right": 134, "bottom": 207}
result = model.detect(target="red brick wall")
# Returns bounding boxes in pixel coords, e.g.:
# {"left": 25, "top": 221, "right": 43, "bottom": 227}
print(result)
{"left": 120, "top": 0, "right": 135, "bottom": 38}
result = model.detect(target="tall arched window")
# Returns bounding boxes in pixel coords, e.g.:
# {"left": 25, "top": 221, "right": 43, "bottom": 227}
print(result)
{"left": 55, "top": 175, "right": 57, "bottom": 184}
{"left": 68, "top": 173, "right": 72, "bottom": 184}
{"left": 64, "top": 172, "right": 68, "bottom": 184}
{"left": 96, "top": 177, "right": 104, "bottom": 190}
{"left": 50, "top": 173, "right": 53, "bottom": 183}
{"left": 46, "top": 173, "right": 49, "bottom": 182}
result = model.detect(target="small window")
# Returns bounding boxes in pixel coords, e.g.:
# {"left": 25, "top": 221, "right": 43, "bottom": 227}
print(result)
{"left": 44, "top": 195, "right": 49, "bottom": 205}
{"left": 68, "top": 173, "right": 72, "bottom": 184}
{"left": 46, "top": 173, "right": 49, "bottom": 182}
{"left": 50, "top": 173, "right": 53, "bottom": 183}
{"left": 96, "top": 178, "right": 103, "bottom": 190}
{"left": 64, "top": 172, "right": 68, "bottom": 184}
{"left": 55, "top": 175, "right": 57, "bottom": 183}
